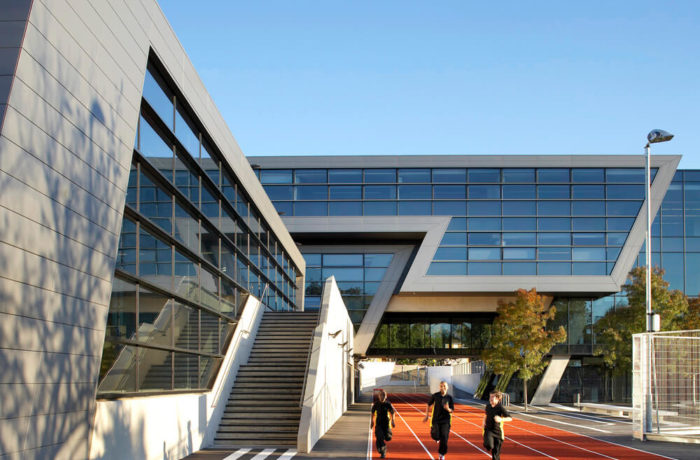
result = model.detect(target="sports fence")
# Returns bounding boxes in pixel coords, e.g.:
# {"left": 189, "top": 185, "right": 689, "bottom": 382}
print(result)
{"left": 633, "top": 330, "right": 700, "bottom": 440}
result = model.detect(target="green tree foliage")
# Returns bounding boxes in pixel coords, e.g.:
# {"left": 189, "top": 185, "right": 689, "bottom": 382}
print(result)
{"left": 593, "top": 266, "right": 689, "bottom": 375}
{"left": 482, "top": 288, "right": 566, "bottom": 410}
{"left": 685, "top": 296, "right": 700, "bottom": 330}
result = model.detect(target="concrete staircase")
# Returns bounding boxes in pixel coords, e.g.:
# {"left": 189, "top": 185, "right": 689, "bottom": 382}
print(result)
{"left": 213, "top": 310, "right": 319, "bottom": 448}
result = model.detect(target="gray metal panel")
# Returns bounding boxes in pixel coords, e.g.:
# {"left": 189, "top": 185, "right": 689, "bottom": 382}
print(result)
{"left": 0, "top": 1, "right": 306, "bottom": 458}
{"left": 248, "top": 154, "right": 682, "bottom": 169}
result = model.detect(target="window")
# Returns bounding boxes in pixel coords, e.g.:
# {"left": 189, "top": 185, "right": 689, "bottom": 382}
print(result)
{"left": 467, "top": 201, "right": 500, "bottom": 216}
{"left": 398, "top": 169, "right": 430, "bottom": 183}
{"left": 295, "top": 169, "right": 327, "bottom": 183}
{"left": 468, "top": 169, "right": 500, "bottom": 182}
{"left": 328, "top": 169, "right": 362, "bottom": 183}
{"left": 330, "top": 186, "right": 361, "bottom": 200}
{"left": 260, "top": 170, "right": 292, "bottom": 184}
{"left": 364, "top": 185, "right": 396, "bottom": 199}
{"left": 434, "top": 185, "right": 466, "bottom": 199}
{"left": 503, "top": 169, "right": 534, "bottom": 183}
{"left": 364, "top": 169, "right": 396, "bottom": 183}
{"left": 433, "top": 168, "right": 466, "bottom": 183}
{"left": 503, "top": 185, "right": 535, "bottom": 199}
{"left": 538, "top": 169, "right": 569, "bottom": 182}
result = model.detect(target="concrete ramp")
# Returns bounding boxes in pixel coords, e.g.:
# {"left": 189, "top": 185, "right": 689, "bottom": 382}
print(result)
{"left": 530, "top": 355, "right": 570, "bottom": 406}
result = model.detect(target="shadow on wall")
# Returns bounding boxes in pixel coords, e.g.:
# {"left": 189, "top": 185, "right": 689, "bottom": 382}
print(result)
{"left": 0, "top": 2, "right": 138, "bottom": 455}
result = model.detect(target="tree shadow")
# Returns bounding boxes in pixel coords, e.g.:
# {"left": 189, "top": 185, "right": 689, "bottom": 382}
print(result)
{"left": 0, "top": 0, "right": 143, "bottom": 457}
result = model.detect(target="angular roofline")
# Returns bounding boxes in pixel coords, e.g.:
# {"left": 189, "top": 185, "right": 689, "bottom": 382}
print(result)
{"left": 248, "top": 154, "right": 682, "bottom": 169}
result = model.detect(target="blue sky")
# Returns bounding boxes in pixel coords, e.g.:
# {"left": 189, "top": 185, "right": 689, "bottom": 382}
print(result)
{"left": 160, "top": 1, "right": 699, "bottom": 168}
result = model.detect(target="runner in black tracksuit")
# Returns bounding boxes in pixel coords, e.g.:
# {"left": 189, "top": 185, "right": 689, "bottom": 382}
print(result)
{"left": 371, "top": 389, "right": 395, "bottom": 458}
{"left": 483, "top": 390, "right": 512, "bottom": 460}
{"left": 423, "top": 381, "right": 454, "bottom": 460}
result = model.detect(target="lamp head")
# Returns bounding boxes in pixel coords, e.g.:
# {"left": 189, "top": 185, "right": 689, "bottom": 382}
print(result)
{"left": 647, "top": 129, "right": 674, "bottom": 145}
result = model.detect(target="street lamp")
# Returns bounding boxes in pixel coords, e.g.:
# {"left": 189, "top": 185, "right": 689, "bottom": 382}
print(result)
{"left": 644, "top": 129, "right": 673, "bottom": 333}
{"left": 643, "top": 129, "right": 673, "bottom": 436}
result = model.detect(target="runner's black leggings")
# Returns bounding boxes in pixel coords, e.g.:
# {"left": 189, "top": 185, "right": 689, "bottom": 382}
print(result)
{"left": 484, "top": 430, "right": 503, "bottom": 460}
{"left": 436, "top": 422, "right": 450, "bottom": 455}
{"left": 375, "top": 424, "right": 391, "bottom": 454}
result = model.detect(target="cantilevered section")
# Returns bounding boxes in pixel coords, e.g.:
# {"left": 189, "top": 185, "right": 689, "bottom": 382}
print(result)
{"left": 249, "top": 154, "right": 681, "bottom": 354}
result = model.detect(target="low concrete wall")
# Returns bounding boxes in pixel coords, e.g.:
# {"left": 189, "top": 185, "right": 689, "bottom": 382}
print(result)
{"left": 88, "top": 296, "right": 264, "bottom": 460}
{"left": 297, "top": 277, "right": 354, "bottom": 453}
{"left": 452, "top": 373, "right": 482, "bottom": 395}
{"left": 359, "top": 362, "right": 396, "bottom": 392}
{"left": 428, "top": 367, "right": 453, "bottom": 393}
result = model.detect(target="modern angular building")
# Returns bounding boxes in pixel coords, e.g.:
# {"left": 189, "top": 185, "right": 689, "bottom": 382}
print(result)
{"left": 0, "top": 0, "right": 697, "bottom": 459}
{"left": 249, "top": 154, "right": 699, "bottom": 402}
{"left": 1, "top": 1, "right": 305, "bottom": 458}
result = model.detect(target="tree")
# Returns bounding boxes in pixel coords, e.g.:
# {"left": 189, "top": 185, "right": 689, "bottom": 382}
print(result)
{"left": 593, "top": 266, "right": 689, "bottom": 376}
{"left": 482, "top": 288, "right": 566, "bottom": 411}
{"left": 685, "top": 296, "right": 700, "bottom": 330}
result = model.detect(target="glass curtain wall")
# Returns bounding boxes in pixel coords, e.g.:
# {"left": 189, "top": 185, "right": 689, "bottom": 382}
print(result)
{"left": 367, "top": 316, "right": 493, "bottom": 357}
{"left": 98, "top": 60, "right": 301, "bottom": 396}
{"left": 258, "top": 167, "right": 649, "bottom": 276}
{"left": 303, "top": 252, "right": 392, "bottom": 327}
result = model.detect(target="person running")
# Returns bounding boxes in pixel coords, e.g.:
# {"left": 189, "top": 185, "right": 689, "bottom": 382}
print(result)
{"left": 423, "top": 380, "right": 454, "bottom": 460}
{"left": 371, "top": 389, "right": 396, "bottom": 458}
{"left": 482, "top": 390, "right": 512, "bottom": 460}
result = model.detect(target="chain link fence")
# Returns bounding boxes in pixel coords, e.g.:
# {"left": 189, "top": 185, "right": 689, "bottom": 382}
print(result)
{"left": 633, "top": 330, "right": 700, "bottom": 440}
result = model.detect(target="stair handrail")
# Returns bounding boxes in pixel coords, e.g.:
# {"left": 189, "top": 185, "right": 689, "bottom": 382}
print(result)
{"left": 299, "top": 309, "right": 322, "bottom": 408}
{"left": 259, "top": 283, "right": 274, "bottom": 311}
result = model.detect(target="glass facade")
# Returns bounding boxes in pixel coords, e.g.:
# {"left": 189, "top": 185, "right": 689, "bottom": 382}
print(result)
{"left": 254, "top": 161, "right": 698, "bottom": 402}
{"left": 99, "top": 62, "right": 301, "bottom": 396}
{"left": 367, "top": 314, "right": 494, "bottom": 357}
{"left": 259, "top": 167, "right": 652, "bottom": 276}
{"left": 303, "top": 252, "right": 392, "bottom": 327}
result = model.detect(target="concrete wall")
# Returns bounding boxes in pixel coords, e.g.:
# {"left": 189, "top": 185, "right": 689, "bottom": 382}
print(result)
{"left": 0, "top": 1, "right": 303, "bottom": 458}
{"left": 358, "top": 362, "right": 396, "bottom": 393}
{"left": 427, "top": 367, "right": 453, "bottom": 394}
{"left": 297, "top": 277, "right": 354, "bottom": 453}
{"left": 452, "top": 374, "right": 482, "bottom": 396}
{"left": 88, "top": 295, "right": 264, "bottom": 460}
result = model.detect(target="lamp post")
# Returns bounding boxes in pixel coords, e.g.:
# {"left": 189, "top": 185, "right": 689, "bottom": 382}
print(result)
{"left": 643, "top": 129, "right": 673, "bottom": 435}
{"left": 644, "top": 129, "right": 673, "bottom": 332}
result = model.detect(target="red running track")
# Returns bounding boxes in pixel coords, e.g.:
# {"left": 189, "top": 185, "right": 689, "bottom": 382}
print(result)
{"left": 369, "top": 393, "right": 672, "bottom": 460}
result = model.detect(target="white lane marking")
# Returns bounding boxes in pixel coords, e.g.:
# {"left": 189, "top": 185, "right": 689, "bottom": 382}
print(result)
{"left": 515, "top": 411, "right": 613, "bottom": 433}
{"left": 392, "top": 406, "right": 435, "bottom": 459}
{"left": 505, "top": 424, "right": 618, "bottom": 460}
{"left": 251, "top": 448, "right": 276, "bottom": 459}
{"left": 449, "top": 430, "right": 491, "bottom": 458}
{"left": 277, "top": 449, "right": 297, "bottom": 459}
{"left": 367, "top": 411, "right": 373, "bottom": 460}
{"left": 400, "top": 394, "right": 615, "bottom": 460}
{"left": 223, "top": 448, "right": 251, "bottom": 460}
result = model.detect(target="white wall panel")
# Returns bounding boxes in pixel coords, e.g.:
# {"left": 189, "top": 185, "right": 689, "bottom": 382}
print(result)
{"left": 0, "top": 173, "right": 119, "bottom": 257}
{"left": 0, "top": 312, "right": 104, "bottom": 356}
{"left": 0, "top": 243, "right": 113, "bottom": 304}
{"left": 21, "top": 21, "right": 141, "bottom": 119}
{"left": 0, "top": 120, "right": 127, "bottom": 211}
{"left": 0, "top": 382, "right": 96, "bottom": 419}
{"left": 0, "top": 276, "right": 108, "bottom": 328}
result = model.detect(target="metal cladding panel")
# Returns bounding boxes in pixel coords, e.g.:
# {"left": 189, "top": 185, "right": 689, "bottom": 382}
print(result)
{"left": 0, "top": 0, "right": 302, "bottom": 459}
